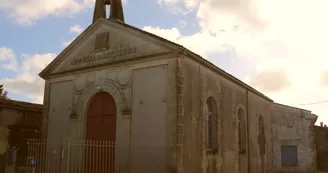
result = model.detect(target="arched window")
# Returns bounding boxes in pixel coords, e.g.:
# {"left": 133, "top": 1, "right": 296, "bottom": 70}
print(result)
{"left": 237, "top": 108, "right": 246, "bottom": 153}
{"left": 205, "top": 97, "right": 218, "bottom": 151}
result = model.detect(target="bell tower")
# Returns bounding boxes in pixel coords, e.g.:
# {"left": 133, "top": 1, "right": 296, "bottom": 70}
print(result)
{"left": 93, "top": 0, "right": 125, "bottom": 23}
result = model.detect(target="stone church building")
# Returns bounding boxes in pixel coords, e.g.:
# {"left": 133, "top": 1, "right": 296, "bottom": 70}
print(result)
{"left": 35, "top": 0, "right": 318, "bottom": 173}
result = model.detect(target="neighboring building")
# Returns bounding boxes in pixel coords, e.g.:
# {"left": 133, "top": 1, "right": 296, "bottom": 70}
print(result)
{"left": 271, "top": 103, "right": 317, "bottom": 173}
{"left": 0, "top": 99, "right": 43, "bottom": 173}
{"left": 0, "top": 126, "right": 8, "bottom": 173}
{"left": 315, "top": 124, "right": 328, "bottom": 172}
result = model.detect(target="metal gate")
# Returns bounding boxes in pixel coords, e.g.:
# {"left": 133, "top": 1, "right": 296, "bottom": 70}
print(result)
{"left": 24, "top": 138, "right": 169, "bottom": 173}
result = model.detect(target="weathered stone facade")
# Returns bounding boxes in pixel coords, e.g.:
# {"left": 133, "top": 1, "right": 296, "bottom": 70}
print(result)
{"left": 36, "top": 3, "right": 320, "bottom": 172}
{"left": 315, "top": 125, "right": 328, "bottom": 172}
{"left": 177, "top": 55, "right": 273, "bottom": 173}
{"left": 38, "top": 17, "right": 278, "bottom": 173}
{"left": 271, "top": 103, "right": 317, "bottom": 173}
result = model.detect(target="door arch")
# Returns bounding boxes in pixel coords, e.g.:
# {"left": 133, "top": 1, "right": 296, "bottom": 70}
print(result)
{"left": 86, "top": 91, "right": 117, "bottom": 141}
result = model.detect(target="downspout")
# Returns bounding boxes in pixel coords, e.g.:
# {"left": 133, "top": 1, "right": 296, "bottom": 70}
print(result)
{"left": 246, "top": 90, "right": 250, "bottom": 173}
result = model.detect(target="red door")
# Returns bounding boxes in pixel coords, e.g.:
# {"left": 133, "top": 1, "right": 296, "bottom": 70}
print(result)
{"left": 85, "top": 92, "right": 117, "bottom": 173}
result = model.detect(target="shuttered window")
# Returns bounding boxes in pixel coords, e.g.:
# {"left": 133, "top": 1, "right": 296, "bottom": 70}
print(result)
{"left": 95, "top": 32, "right": 109, "bottom": 51}
{"left": 281, "top": 146, "right": 298, "bottom": 166}
{"left": 205, "top": 97, "right": 218, "bottom": 152}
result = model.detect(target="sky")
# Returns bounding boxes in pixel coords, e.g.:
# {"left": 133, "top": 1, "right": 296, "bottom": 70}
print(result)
{"left": 0, "top": 0, "right": 328, "bottom": 125}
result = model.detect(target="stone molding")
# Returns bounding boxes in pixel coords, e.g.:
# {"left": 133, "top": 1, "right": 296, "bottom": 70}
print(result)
{"left": 41, "top": 81, "right": 51, "bottom": 138}
{"left": 176, "top": 54, "right": 185, "bottom": 173}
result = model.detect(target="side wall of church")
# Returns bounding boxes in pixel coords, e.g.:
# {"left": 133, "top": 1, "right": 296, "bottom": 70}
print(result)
{"left": 248, "top": 92, "right": 273, "bottom": 173}
{"left": 177, "top": 55, "right": 273, "bottom": 173}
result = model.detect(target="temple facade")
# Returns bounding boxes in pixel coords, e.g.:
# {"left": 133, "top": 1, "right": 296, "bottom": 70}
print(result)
{"left": 38, "top": 18, "right": 273, "bottom": 173}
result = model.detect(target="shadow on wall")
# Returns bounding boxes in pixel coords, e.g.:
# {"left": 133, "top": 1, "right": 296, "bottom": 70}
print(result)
{"left": 315, "top": 124, "right": 328, "bottom": 172}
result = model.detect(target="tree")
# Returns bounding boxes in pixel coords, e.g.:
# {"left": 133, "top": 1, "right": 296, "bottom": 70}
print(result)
{"left": 0, "top": 85, "right": 9, "bottom": 99}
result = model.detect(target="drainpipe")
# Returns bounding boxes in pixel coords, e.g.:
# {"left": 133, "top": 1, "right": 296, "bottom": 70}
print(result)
{"left": 246, "top": 90, "right": 250, "bottom": 173}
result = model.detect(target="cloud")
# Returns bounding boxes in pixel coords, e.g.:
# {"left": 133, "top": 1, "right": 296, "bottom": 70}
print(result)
{"left": 158, "top": 0, "right": 200, "bottom": 9}
{"left": 0, "top": 47, "right": 14, "bottom": 61}
{"left": 143, "top": 26, "right": 222, "bottom": 59}
{"left": 0, "top": 0, "right": 129, "bottom": 25}
{"left": 22, "top": 53, "right": 56, "bottom": 71}
{"left": 0, "top": 50, "right": 56, "bottom": 103}
{"left": 62, "top": 25, "right": 84, "bottom": 47}
{"left": 62, "top": 38, "right": 75, "bottom": 47}
{"left": 0, "top": 0, "right": 91, "bottom": 25}
{"left": 1, "top": 72, "right": 44, "bottom": 100}
{"left": 70, "top": 25, "right": 84, "bottom": 34}
{"left": 143, "top": 26, "right": 181, "bottom": 43}
{"left": 320, "top": 71, "right": 328, "bottom": 88}
{"left": 153, "top": 0, "right": 328, "bottom": 124}
{"left": 0, "top": 47, "right": 18, "bottom": 71}
{"left": 168, "top": 6, "right": 192, "bottom": 15}
{"left": 245, "top": 69, "right": 291, "bottom": 93}
{"left": 178, "top": 20, "right": 188, "bottom": 29}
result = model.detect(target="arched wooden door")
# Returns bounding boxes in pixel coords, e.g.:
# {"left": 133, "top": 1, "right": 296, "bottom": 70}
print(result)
{"left": 85, "top": 91, "right": 117, "bottom": 173}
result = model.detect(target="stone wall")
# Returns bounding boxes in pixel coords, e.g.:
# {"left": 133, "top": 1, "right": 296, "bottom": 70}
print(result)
{"left": 0, "top": 102, "right": 43, "bottom": 171}
{"left": 0, "top": 107, "right": 24, "bottom": 155}
{"left": 179, "top": 55, "right": 273, "bottom": 173}
{"left": 44, "top": 56, "right": 178, "bottom": 172}
{"left": 0, "top": 127, "right": 9, "bottom": 173}
{"left": 315, "top": 125, "right": 328, "bottom": 172}
{"left": 272, "top": 103, "right": 317, "bottom": 173}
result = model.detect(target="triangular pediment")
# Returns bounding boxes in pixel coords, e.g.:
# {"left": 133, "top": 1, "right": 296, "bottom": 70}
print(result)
{"left": 40, "top": 19, "right": 180, "bottom": 78}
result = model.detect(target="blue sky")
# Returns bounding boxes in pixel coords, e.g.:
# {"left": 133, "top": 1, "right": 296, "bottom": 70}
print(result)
{"left": 1, "top": 0, "right": 328, "bottom": 124}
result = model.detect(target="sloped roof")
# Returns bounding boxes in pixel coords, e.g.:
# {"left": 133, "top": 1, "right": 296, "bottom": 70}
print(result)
{"left": 116, "top": 21, "right": 272, "bottom": 102}
{"left": 0, "top": 99, "right": 43, "bottom": 112}
{"left": 274, "top": 102, "right": 311, "bottom": 112}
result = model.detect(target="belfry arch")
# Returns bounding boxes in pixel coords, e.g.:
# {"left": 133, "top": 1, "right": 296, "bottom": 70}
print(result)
{"left": 93, "top": 0, "right": 125, "bottom": 23}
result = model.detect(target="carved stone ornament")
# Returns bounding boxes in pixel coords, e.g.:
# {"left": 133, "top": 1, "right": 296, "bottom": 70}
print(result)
{"left": 116, "top": 69, "right": 131, "bottom": 88}
{"left": 121, "top": 107, "right": 131, "bottom": 116}
{"left": 69, "top": 111, "right": 78, "bottom": 121}
{"left": 74, "top": 75, "right": 86, "bottom": 95}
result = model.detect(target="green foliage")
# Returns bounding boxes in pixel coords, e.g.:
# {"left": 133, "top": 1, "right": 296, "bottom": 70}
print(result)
{"left": 0, "top": 85, "right": 9, "bottom": 99}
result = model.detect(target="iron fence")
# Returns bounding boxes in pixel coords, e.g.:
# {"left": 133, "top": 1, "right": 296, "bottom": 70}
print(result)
{"left": 22, "top": 138, "right": 170, "bottom": 173}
